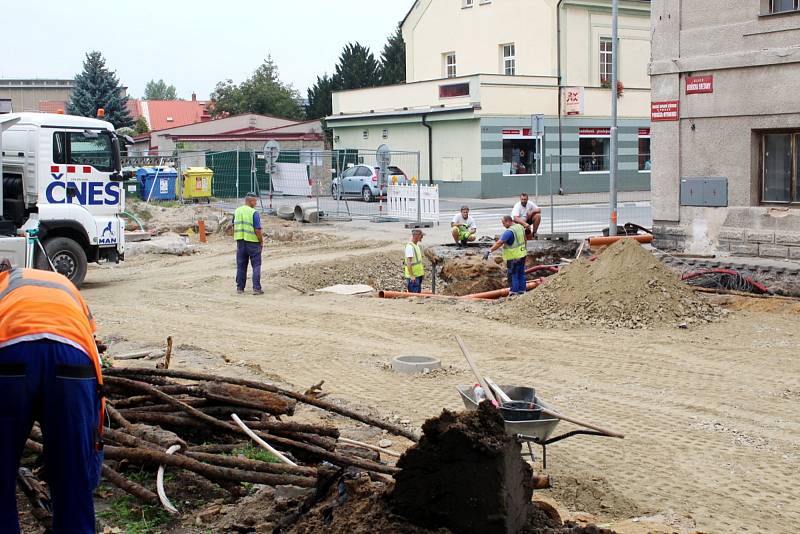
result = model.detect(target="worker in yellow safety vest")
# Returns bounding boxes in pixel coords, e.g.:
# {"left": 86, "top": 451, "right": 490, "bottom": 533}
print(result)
{"left": 484, "top": 215, "right": 528, "bottom": 295}
{"left": 404, "top": 229, "right": 426, "bottom": 293}
{"left": 234, "top": 193, "right": 265, "bottom": 295}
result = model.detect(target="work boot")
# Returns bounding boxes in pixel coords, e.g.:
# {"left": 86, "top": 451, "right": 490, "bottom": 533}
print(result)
{"left": 253, "top": 289, "right": 264, "bottom": 295}
{"left": 460, "top": 238, "right": 467, "bottom": 247}
{"left": 237, "top": 288, "right": 244, "bottom": 294}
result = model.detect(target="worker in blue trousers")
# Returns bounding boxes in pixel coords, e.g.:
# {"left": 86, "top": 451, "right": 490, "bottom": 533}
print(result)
{"left": 234, "top": 193, "right": 265, "bottom": 295}
{"left": 0, "top": 260, "right": 105, "bottom": 533}
{"left": 484, "top": 215, "right": 528, "bottom": 295}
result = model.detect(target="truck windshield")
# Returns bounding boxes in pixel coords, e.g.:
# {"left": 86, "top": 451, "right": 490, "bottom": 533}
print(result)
{"left": 53, "top": 131, "right": 115, "bottom": 172}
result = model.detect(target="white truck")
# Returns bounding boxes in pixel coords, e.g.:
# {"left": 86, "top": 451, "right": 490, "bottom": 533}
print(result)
{"left": 0, "top": 112, "right": 132, "bottom": 287}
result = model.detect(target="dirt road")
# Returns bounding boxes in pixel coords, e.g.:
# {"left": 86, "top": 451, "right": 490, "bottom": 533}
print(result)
{"left": 84, "top": 221, "right": 800, "bottom": 533}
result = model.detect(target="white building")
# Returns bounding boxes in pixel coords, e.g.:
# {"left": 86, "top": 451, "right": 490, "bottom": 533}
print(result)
{"left": 328, "top": 0, "right": 652, "bottom": 198}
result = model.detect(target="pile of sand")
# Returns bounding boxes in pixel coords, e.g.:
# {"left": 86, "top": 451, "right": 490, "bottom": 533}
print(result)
{"left": 439, "top": 253, "right": 507, "bottom": 296}
{"left": 498, "top": 239, "right": 722, "bottom": 329}
{"left": 279, "top": 250, "right": 419, "bottom": 292}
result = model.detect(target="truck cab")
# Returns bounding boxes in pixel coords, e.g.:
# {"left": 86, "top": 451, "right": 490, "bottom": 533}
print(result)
{"left": 0, "top": 112, "right": 128, "bottom": 286}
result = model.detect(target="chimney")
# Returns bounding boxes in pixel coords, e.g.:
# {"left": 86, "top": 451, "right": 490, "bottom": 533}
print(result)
{"left": 191, "top": 92, "right": 197, "bottom": 102}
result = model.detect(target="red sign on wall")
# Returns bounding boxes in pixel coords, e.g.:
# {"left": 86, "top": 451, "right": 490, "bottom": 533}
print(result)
{"left": 578, "top": 128, "right": 611, "bottom": 137}
{"left": 686, "top": 75, "right": 713, "bottom": 94}
{"left": 638, "top": 128, "right": 651, "bottom": 136}
{"left": 651, "top": 101, "right": 680, "bottom": 122}
{"left": 502, "top": 128, "right": 533, "bottom": 136}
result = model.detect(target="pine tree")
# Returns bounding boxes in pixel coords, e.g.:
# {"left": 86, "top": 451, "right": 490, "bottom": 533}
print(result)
{"left": 67, "top": 51, "right": 133, "bottom": 128}
{"left": 210, "top": 56, "right": 304, "bottom": 120}
{"left": 334, "top": 43, "right": 380, "bottom": 90}
{"left": 133, "top": 116, "right": 150, "bottom": 135}
{"left": 305, "top": 74, "right": 339, "bottom": 120}
{"left": 379, "top": 27, "right": 406, "bottom": 86}
{"left": 143, "top": 79, "right": 178, "bottom": 100}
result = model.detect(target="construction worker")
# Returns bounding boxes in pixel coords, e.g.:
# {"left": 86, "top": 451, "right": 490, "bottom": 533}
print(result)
{"left": 484, "top": 215, "right": 528, "bottom": 295}
{"left": 404, "top": 229, "right": 425, "bottom": 293}
{"left": 0, "top": 261, "right": 105, "bottom": 533}
{"left": 234, "top": 193, "right": 264, "bottom": 295}
{"left": 511, "top": 192, "right": 542, "bottom": 240}
{"left": 451, "top": 205, "right": 477, "bottom": 246}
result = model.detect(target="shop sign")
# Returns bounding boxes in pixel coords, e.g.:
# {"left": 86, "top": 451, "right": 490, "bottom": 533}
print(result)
{"left": 502, "top": 128, "right": 533, "bottom": 137}
{"left": 651, "top": 101, "right": 680, "bottom": 122}
{"left": 638, "top": 128, "right": 651, "bottom": 136}
{"left": 579, "top": 127, "right": 611, "bottom": 137}
{"left": 686, "top": 75, "right": 713, "bottom": 94}
{"left": 563, "top": 87, "right": 584, "bottom": 116}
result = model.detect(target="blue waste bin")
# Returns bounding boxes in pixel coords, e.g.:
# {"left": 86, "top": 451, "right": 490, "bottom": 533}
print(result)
{"left": 136, "top": 167, "right": 178, "bottom": 201}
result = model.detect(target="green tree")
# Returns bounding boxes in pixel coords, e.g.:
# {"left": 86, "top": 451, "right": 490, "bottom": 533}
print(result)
{"left": 305, "top": 74, "right": 338, "bottom": 120}
{"left": 133, "top": 116, "right": 150, "bottom": 135}
{"left": 334, "top": 43, "right": 380, "bottom": 90}
{"left": 67, "top": 51, "right": 133, "bottom": 128}
{"left": 210, "top": 56, "right": 303, "bottom": 120}
{"left": 143, "top": 79, "right": 178, "bottom": 100}
{"left": 379, "top": 27, "right": 406, "bottom": 86}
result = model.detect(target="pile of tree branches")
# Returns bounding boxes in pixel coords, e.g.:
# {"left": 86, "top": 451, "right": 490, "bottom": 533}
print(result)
{"left": 21, "top": 367, "right": 417, "bottom": 528}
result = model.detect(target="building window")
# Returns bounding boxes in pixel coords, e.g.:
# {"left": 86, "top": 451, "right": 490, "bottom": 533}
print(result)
{"left": 638, "top": 128, "right": 651, "bottom": 172}
{"left": 444, "top": 52, "right": 457, "bottom": 78}
{"left": 463, "top": 0, "right": 473, "bottom": 7}
{"left": 770, "top": 0, "right": 799, "bottom": 13}
{"left": 579, "top": 128, "right": 611, "bottom": 173}
{"left": 362, "top": 130, "right": 369, "bottom": 140}
{"left": 382, "top": 129, "right": 389, "bottom": 139}
{"left": 502, "top": 44, "right": 516, "bottom": 76}
{"left": 762, "top": 132, "right": 800, "bottom": 203}
{"left": 600, "top": 37, "right": 613, "bottom": 86}
{"left": 502, "top": 129, "right": 541, "bottom": 176}
{"left": 439, "top": 82, "right": 470, "bottom": 98}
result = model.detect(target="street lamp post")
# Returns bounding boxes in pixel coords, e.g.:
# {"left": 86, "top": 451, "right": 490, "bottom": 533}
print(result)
{"left": 609, "top": 0, "right": 619, "bottom": 236}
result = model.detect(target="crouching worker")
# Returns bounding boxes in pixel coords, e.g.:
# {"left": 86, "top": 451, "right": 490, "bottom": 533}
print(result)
{"left": 484, "top": 216, "right": 528, "bottom": 295}
{"left": 404, "top": 229, "right": 426, "bottom": 293}
{"left": 451, "top": 205, "right": 477, "bottom": 246}
{"left": 0, "top": 261, "right": 105, "bottom": 534}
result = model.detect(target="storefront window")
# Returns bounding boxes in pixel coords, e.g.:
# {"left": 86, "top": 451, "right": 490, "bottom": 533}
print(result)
{"left": 638, "top": 128, "right": 651, "bottom": 172}
{"left": 762, "top": 133, "right": 797, "bottom": 203}
{"left": 502, "top": 129, "right": 541, "bottom": 176}
{"left": 579, "top": 128, "right": 610, "bottom": 172}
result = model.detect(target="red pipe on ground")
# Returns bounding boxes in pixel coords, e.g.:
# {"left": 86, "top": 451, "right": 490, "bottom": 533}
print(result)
{"left": 587, "top": 235, "right": 653, "bottom": 247}
{"left": 377, "top": 291, "right": 488, "bottom": 301}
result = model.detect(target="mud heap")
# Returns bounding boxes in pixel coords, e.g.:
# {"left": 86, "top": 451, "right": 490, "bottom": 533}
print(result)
{"left": 439, "top": 253, "right": 508, "bottom": 296}
{"left": 499, "top": 239, "right": 722, "bottom": 329}
{"left": 279, "top": 250, "right": 416, "bottom": 292}
{"left": 391, "top": 402, "right": 537, "bottom": 533}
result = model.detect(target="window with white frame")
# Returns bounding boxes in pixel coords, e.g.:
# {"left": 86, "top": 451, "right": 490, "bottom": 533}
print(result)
{"left": 502, "top": 128, "right": 542, "bottom": 176}
{"left": 502, "top": 44, "right": 516, "bottom": 76}
{"left": 638, "top": 128, "right": 651, "bottom": 172}
{"left": 444, "top": 52, "right": 457, "bottom": 78}
{"left": 600, "top": 37, "right": 613, "bottom": 86}
{"left": 463, "top": 0, "right": 473, "bottom": 7}
{"left": 579, "top": 128, "right": 611, "bottom": 172}
{"left": 770, "top": 0, "right": 799, "bottom": 13}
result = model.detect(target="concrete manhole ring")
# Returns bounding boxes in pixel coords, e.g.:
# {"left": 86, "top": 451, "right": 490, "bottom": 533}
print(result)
{"left": 391, "top": 355, "right": 442, "bottom": 374}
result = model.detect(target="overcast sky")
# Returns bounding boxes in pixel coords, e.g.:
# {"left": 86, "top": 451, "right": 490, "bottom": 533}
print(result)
{"left": 1, "top": 0, "right": 411, "bottom": 99}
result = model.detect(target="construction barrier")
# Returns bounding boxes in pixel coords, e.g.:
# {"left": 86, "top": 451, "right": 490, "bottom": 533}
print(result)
{"left": 388, "top": 184, "right": 439, "bottom": 223}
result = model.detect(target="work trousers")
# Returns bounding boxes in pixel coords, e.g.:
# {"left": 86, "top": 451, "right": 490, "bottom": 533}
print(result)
{"left": 507, "top": 258, "right": 527, "bottom": 295}
{"left": 0, "top": 340, "right": 103, "bottom": 534}
{"left": 236, "top": 240, "right": 262, "bottom": 292}
{"left": 406, "top": 276, "right": 423, "bottom": 293}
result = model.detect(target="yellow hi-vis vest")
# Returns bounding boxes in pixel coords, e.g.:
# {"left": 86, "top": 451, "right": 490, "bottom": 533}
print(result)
{"left": 502, "top": 223, "right": 527, "bottom": 261}
{"left": 404, "top": 242, "right": 425, "bottom": 279}
{"left": 234, "top": 205, "right": 259, "bottom": 242}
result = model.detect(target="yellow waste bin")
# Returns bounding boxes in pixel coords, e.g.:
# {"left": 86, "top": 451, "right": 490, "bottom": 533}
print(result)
{"left": 182, "top": 167, "right": 213, "bottom": 202}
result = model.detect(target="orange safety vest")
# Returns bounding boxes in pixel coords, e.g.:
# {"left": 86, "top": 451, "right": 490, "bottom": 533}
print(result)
{"left": 0, "top": 267, "right": 105, "bottom": 439}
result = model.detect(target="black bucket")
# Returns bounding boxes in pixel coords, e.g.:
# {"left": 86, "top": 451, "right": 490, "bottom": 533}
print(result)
{"left": 499, "top": 401, "right": 542, "bottom": 422}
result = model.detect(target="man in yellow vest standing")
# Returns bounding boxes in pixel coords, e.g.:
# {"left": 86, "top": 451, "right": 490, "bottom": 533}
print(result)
{"left": 484, "top": 215, "right": 528, "bottom": 295}
{"left": 404, "top": 229, "right": 425, "bottom": 293}
{"left": 234, "top": 193, "right": 264, "bottom": 295}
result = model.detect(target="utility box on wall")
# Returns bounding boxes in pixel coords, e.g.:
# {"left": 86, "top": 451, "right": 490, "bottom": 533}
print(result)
{"left": 680, "top": 178, "right": 728, "bottom": 207}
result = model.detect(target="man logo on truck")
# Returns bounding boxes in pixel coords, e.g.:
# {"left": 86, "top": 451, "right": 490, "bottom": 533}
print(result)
{"left": 45, "top": 173, "right": 121, "bottom": 206}
{"left": 99, "top": 222, "right": 116, "bottom": 245}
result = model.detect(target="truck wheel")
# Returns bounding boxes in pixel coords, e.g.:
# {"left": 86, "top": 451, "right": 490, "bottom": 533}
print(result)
{"left": 37, "top": 237, "right": 88, "bottom": 287}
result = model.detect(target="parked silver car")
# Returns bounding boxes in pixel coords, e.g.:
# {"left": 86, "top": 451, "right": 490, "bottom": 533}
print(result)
{"left": 331, "top": 164, "right": 408, "bottom": 202}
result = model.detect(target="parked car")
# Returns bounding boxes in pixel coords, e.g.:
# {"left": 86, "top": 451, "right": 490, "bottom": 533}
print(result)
{"left": 331, "top": 164, "right": 408, "bottom": 202}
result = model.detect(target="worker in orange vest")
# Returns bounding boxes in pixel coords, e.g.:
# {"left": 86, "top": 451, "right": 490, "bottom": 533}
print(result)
{"left": 0, "top": 261, "right": 105, "bottom": 533}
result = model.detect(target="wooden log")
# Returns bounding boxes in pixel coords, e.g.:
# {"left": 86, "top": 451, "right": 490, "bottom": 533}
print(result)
{"left": 103, "top": 377, "right": 399, "bottom": 475}
{"left": 200, "top": 382, "right": 296, "bottom": 416}
{"left": 245, "top": 420, "right": 340, "bottom": 438}
{"left": 185, "top": 451, "right": 319, "bottom": 477}
{"left": 103, "top": 446, "right": 318, "bottom": 487}
{"left": 188, "top": 443, "right": 244, "bottom": 454}
{"left": 117, "top": 399, "right": 208, "bottom": 413}
{"left": 105, "top": 368, "right": 419, "bottom": 441}
{"left": 105, "top": 404, "right": 133, "bottom": 431}
{"left": 101, "top": 465, "right": 160, "bottom": 504}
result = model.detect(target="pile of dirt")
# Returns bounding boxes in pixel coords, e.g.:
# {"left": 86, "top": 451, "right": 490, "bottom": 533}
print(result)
{"left": 125, "top": 200, "right": 229, "bottom": 235}
{"left": 279, "top": 250, "right": 426, "bottom": 292}
{"left": 439, "top": 253, "right": 508, "bottom": 296}
{"left": 497, "top": 239, "right": 722, "bottom": 329}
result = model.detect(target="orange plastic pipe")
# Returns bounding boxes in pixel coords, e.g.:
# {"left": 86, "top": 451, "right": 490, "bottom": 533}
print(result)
{"left": 198, "top": 220, "right": 207, "bottom": 243}
{"left": 378, "top": 290, "right": 486, "bottom": 301}
{"left": 466, "top": 279, "right": 543, "bottom": 300}
{"left": 587, "top": 234, "right": 652, "bottom": 247}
